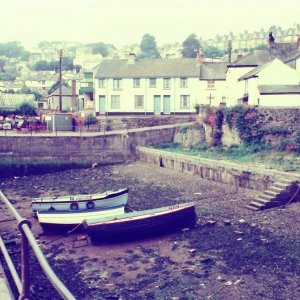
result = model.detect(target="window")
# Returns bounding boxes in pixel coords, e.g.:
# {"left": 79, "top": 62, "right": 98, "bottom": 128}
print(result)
{"left": 163, "top": 78, "right": 171, "bottom": 89}
{"left": 111, "top": 95, "right": 120, "bottom": 109}
{"left": 133, "top": 78, "right": 141, "bottom": 88}
{"left": 180, "top": 95, "right": 190, "bottom": 109}
{"left": 98, "top": 79, "right": 105, "bottom": 88}
{"left": 207, "top": 95, "right": 215, "bottom": 105}
{"left": 180, "top": 77, "right": 188, "bottom": 88}
{"left": 149, "top": 78, "right": 156, "bottom": 88}
{"left": 135, "top": 95, "right": 144, "bottom": 109}
{"left": 113, "top": 78, "right": 122, "bottom": 90}
{"left": 207, "top": 80, "right": 215, "bottom": 89}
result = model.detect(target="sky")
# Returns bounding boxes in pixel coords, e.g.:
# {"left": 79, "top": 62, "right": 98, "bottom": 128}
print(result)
{"left": 0, "top": 0, "right": 299, "bottom": 49}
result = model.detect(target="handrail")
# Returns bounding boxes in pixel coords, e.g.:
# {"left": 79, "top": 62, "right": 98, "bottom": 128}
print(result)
{"left": 0, "top": 190, "right": 76, "bottom": 300}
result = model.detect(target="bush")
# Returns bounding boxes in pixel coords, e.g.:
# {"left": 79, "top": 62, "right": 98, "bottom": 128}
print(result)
{"left": 84, "top": 114, "right": 98, "bottom": 126}
{"left": 190, "top": 142, "right": 210, "bottom": 151}
{"left": 15, "top": 102, "right": 37, "bottom": 116}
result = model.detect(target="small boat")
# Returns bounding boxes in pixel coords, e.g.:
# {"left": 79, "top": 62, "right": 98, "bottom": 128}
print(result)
{"left": 37, "top": 205, "right": 125, "bottom": 231}
{"left": 31, "top": 188, "right": 129, "bottom": 213}
{"left": 83, "top": 202, "right": 197, "bottom": 244}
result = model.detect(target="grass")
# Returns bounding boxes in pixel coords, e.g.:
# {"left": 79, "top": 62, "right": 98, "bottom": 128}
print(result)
{"left": 153, "top": 142, "right": 300, "bottom": 172}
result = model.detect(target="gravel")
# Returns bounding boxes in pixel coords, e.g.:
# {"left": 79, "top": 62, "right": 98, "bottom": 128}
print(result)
{"left": 1, "top": 161, "right": 300, "bottom": 299}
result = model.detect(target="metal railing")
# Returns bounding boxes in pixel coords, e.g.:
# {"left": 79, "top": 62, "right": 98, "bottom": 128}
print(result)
{"left": 0, "top": 190, "right": 76, "bottom": 300}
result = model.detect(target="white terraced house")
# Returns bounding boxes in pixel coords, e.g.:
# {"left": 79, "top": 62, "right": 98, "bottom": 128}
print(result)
{"left": 93, "top": 54, "right": 203, "bottom": 115}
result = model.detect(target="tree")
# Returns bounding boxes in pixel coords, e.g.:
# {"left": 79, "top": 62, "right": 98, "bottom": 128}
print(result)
{"left": 181, "top": 34, "right": 201, "bottom": 58}
{"left": 89, "top": 42, "right": 109, "bottom": 57}
{"left": 0, "top": 58, "right": 6, "bottom": 72}
{"left": 204, "top": 46, "right": 225, "bottom": 58}
{"left": 139, "top": 33, "right": 160, "bottom": 58}
{"left": 16, "top": 102, "right": 37, "bottom": 116}
{"left": 34, "top": 60, "right": 49, "bottom": 71}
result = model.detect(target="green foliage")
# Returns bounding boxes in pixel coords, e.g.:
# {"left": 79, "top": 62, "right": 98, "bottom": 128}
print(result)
{"left": 0, "top": 72, "right": 16, "bottom": 81}
{"left": 139, "top": 33, "right": 160, "bottom": 59}
{"left": 154, "top": 143, "right": 181, "bottom": 149}
{"left": 235, "top": 107, "right": 264, "bottom": 145}
{"left": 194, "top": 103, "right": 200, "bottom": 113}
{"left": 181, "top": 34, "right": 200, "bottom": 58}
{"left": 0, "top": 42, "right": 26, "bottom": 58}
{"left": 215, "top": 109, "right": 224, "bottom": 130}
{"left": 84, "top": 114, "right": 98, "bottom": 126}
{"left": 178, "top": 124, "right": 191, "bottom": 133}
{"left": 224, "top": 105, "right": 244, "bottom": 129}
{"left": 264, "top": 127, "right": 291, "bottom": 136}
{"left": 292, "top": 131, "right": 300, "bottom": 153}
{"left": 204, "top": 46, "right": 225, "bottom": 58}
{"left": 190, "top": 142, "right": 210, "bottom": 151}
{"left": 34, "top": 57, "right": 74, "bottom": 71}
{"left": 15, "top": 102, "right": 37, "bottom": 116}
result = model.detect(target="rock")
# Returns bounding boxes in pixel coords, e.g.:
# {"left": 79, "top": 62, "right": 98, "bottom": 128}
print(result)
{"left": 188, "top": 249, "right": 197, "bottom": 254}
{"left": 224, "top": 219, "right": 231, "bottom": 225}
{"left": 238, "top": 219, "right": 246, "bottom": 223}
{"left": 224, "top": 281, "right": 233, "bottom": 286}
{"left": 206, "top": 220, "right": 216, "bottom": 225}
{"left": 237, "top": 238, "right": 243, "bottom": 241}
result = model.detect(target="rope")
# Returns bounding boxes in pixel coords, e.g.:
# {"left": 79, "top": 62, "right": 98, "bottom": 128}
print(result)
{"left": 67, "top": 222, "right": 84, "bottom": 235}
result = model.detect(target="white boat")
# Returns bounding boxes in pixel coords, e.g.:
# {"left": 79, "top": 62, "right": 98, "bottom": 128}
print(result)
{"left": 31, "top": 188, "right": 129, "bottom": 213}
{"left": 37, "top": 205, "right": 125, "bottom": 231}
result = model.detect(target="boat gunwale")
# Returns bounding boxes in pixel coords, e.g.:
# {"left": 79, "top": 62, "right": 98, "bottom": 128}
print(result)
{"left": 31, "top": 188, "right": 129, "bottom": 205}
{"left": 84, "top": 203, "right": 195, "bottom": 228}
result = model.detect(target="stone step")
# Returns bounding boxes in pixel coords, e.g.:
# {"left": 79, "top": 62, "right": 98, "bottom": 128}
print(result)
{"left": 259, "top": 194, "right": 275, "bottom": 201}
{"left": 268, "top": 186, "right": 286, "bottom": 193}
{"left": 254, "top": 197, "right": 274, "bottom": 205}
{"left": 244, "top": 204, "right": 260, "bottom": 211}
{"left": 273, "top": 182, "right": 291, "bottom": 189}
{"left": 264, "top": 190, "right": 280, "bottom": 197}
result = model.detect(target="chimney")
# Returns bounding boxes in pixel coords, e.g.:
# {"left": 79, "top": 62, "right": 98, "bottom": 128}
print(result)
{"left": 197, "top": 48, "right": 204, "bottom": 65}
{"left": 71, "top": 80, "right": 77, "bottom": 108}
{"left": 127, "top": 52, "right": 136, "bottom": 64}
{"left": 268, "top": 32, "right": 275, "bottom": 48}
{"left": 237, "top": 53, "right": 243, "bottom": 60}
{"left": 228, "top": 40, "right": 232, "bottom": 63}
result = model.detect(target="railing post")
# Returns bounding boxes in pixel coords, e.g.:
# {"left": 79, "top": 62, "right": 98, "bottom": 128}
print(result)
{"left": 18, "top": 219, "right": 31, "bottom": 300}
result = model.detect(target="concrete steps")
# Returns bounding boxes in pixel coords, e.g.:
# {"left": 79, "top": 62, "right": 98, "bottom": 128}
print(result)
{"left": 246, "top": 178, "right": 300, "bottom": 211}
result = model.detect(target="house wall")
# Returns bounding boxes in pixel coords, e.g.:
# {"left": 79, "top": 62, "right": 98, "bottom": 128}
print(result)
{"left": 48, "top": 95, "right": 74, "bottom": 111}
{"left": 199, "top": 80, "right": 226, "bottom": 107}
{"left": 225, "top": 66, "right": 254, "bottom": 106}
{"left": 94, "top": 77, "right": 201, "bottom": 114}
{"left": 259, "top": 94, "right": 300, "bottom": 107}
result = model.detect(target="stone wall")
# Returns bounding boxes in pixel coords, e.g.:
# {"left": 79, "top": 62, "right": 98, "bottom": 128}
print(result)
{"left": 137, "top": 147, "right": 300, "bottom": 191}
{"left": 0, "top": 125, "right": 177, "bottom": 165}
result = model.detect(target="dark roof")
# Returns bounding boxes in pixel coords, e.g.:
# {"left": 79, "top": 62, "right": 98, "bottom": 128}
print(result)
{"left": 229, "top": 42, "right": 299, "bottom": 67}
{"left": 199, "top": 62, "right": 227, "bottom": 80}
{"left": 258, "top": 85, "right": 300, "bottom": 95}
{"left": 238, "top": 60, "right": 274, "bottom": 81}
{"left": 95, "top": 58, "right": 200, "bottom": 78}
{"left": 47, "top": 86, "right": 77, "bottom": 97}
{"left": 228, "top": 50, "right": 271, "bottom": 67}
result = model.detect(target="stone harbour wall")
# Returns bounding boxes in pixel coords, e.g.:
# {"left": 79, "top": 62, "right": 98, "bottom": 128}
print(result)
{"left": 137, "top": 147, "right": 300, "bottom": 191}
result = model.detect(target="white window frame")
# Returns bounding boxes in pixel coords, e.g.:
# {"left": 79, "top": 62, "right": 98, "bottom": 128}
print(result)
{"left": 135, "top": 95, "right": 144, "bottom": 109}
{"left": 98, "top": 79, "right": 105, "bottom": 88}
{"left": 111, "top": 95, "right": 120, "bottom": 109}
{"left": 113, "top": 78, "right": 122, "bottom": 90}
{"left": 133, "top": 78, "right": 141, "bottom": 88}
{"left": 180, "top": 95, "right": 190, "bottom": 109}
{"left": 149, "top": 78, "right": 156, "bottom": 88}
{"left": 163, "top": 78, "right": 171, "bottom": 89}
{"left": 180, "top": 77, "right": 188, "bottom": 88}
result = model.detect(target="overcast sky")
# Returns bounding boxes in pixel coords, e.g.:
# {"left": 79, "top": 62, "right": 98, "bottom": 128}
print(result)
{"left": 0, "top": 0, "right": 299, "bottom": 49}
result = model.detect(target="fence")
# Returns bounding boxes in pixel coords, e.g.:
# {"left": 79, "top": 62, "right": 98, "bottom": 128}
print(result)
{"left": 0, "top": 191, "right": 76, "bottom": 300}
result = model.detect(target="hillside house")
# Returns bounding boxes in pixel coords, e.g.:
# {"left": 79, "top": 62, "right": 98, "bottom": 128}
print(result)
{"left": 238, "top": 58, "right": 300, "bottom": 106}
{"left": 94, "top": 54, "right": 202, "bottom": 115}
{"left": 46, "top": 81, "right": 79, "bottom": 111}
{"left": 0, "top": 93, "right": 36, "bottom": 110}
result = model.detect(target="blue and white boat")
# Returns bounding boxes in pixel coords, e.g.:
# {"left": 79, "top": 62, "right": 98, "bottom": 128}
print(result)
{"left": 31, "top": 188, "right": 129, "bottom": 213}
{"left": 37, "top": 205, "right": 126, "bottom": 231}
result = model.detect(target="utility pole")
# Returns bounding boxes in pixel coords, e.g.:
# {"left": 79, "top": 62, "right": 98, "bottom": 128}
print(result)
{"left": 59, "top": 49, "right": 63, "bottom": 112}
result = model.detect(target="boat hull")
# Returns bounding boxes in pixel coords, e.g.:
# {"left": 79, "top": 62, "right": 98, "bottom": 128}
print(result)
{"left": 38, "top": 205, "right": 125, "bottom": 232}
{"left": 31, "top": 188, "right": 128, "bottom": 212}
{"left": 84, "top": 203, "right": 197, "bottom": 244}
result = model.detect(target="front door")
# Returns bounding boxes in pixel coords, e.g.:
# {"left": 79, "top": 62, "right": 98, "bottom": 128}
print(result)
{"left": 153, "top": 95, "right": 161, "bottom": 115}
{"left": 99, "top": 95, "right": 106, "bottom": 115}
{"left": 163, "top": 95, "right": 171, "bottom": 114}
